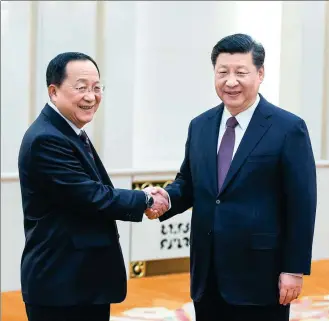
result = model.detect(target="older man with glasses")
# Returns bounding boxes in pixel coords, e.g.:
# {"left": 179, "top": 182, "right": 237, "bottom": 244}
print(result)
{"left": 18, "top": 52, "right": 168, "bottom": 321}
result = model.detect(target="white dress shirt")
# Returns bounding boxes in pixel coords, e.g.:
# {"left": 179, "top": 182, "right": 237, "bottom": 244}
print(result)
{"left": 48, "top": 100, "right": 83, "bottom": 135}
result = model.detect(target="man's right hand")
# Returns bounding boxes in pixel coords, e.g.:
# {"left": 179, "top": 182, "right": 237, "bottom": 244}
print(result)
{"left": 143, "top": 187, "right": 169, "bottom": 220}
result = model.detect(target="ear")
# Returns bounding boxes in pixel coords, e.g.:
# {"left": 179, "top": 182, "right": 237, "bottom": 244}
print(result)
{"left": 258, "top": 66, "right": 265, "bottom": 83}
{"left": 48, "top": 85, "right": 57, "bottom": 101}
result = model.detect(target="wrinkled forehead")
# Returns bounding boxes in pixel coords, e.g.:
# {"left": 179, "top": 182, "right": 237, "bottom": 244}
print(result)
{"left": 65, "top": 60, "right": 100, "bottom": 83}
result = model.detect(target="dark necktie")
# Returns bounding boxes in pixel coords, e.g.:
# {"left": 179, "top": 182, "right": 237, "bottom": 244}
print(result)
{"left": 217, "top": 116, "right": 239, "bottom": 191}
{"left": 79, "top": 130, "right": 94, "bottom": 160}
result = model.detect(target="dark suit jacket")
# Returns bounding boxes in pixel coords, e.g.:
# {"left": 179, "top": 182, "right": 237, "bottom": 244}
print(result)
{"left": 18, "top": 104, "right": 147, "bottom": 306}
{"left": 160, "top": 94, "right": 317, "bottom": 305}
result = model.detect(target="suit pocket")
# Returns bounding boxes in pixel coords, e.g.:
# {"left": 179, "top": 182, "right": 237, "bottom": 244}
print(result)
{"left": 249, "top": 234, "right": 281, "bottom": 275}
{"left": 247, "top": 155, "right": 278, "bottom": 163}
{"left": 250, "top": 233, "right": 279, "bottom": 250}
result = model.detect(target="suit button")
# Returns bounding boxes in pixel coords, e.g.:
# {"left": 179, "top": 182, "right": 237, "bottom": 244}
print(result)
{"left": 208, "top": 230, "right": 212, "bottom": 235}
{"left": 216, "top": 200, "right": 220, "bottom": 204}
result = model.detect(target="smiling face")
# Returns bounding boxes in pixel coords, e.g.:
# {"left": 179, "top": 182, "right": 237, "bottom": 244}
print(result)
{"left": 214, "top": 52, "right": 264, "bottom": 115}
{"left": 48, "top": 60, "right": 102, "bottom": 128}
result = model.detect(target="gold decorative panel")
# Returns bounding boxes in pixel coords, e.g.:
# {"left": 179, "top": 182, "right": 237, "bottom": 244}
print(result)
{"left": 130, "top": 261, "right": 146, "bottom": 278}
{"left": 130, "top": 258, "right": 190, "bottom": 278}
{"left": 132, "top": 180, "right": 174, "bottom": 191}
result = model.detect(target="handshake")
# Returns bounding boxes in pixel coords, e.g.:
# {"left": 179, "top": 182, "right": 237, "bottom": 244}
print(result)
{"left": 143, "top": 187, "right": 170, "bottom": 220}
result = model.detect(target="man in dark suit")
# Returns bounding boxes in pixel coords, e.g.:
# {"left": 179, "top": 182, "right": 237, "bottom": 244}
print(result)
{"left": 150, "top": 34, "right": 317, "bottom": 321}
{"left": 18, "top": 52, "right": 167, "bottom": 321}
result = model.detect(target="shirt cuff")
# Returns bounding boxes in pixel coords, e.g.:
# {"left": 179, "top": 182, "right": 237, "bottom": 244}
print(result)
{"left": 164, "top": 190, "right": 171, "bottom": 210}
{"left": 282, "top": 272, "right": 303, "bottom": 277}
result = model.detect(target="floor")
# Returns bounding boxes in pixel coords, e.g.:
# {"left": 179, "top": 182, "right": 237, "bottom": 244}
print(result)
{"left": 1, "top": 260, "right": 328, "bottom": 320}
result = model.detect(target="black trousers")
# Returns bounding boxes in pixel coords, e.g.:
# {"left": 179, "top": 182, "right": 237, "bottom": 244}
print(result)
{"left": 25, "top": 303, "right": 110, "bottom": 321}
{"left": 194, "top": 262, "right": 290, "bottom": 321}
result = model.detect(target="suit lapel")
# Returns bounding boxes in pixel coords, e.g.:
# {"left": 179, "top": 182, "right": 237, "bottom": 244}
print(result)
{"left": 42, "top": 104, "right": 108, "bottom": 183}
{"left": 202, "top": 104, "right": 224, "bottom": 196}
{"left": 219, "top": 96, "right": 273, "bottom": 196}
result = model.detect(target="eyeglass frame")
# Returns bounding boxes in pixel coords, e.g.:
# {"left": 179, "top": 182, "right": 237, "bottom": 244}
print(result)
{"left": 73, "top": 84, "right": 105, "bottom": 95}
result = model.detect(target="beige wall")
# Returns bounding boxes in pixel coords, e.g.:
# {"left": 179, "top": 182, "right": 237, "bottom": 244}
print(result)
{"left": 279, "top": 1, "right": 328, "bottom": 160}
{"left": 323, "top": 1, "right": 329, "bottom": 160}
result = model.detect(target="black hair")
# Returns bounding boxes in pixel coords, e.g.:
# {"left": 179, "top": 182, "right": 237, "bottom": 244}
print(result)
{"left": 211, "top": 33, "right": 265, "bottom": 69}
{"left": 46, "top": 52, "right": 100, "bottom": 87}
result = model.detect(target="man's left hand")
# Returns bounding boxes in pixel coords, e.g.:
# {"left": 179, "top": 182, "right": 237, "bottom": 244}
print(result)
{"left": 279, "top": 273, "right": 303, "bottom": 305}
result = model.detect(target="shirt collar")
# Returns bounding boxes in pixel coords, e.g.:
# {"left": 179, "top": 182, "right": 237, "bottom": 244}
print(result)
{"left": 222, "top": 94, "right": 260, "bottom": 130}
{"left": 47, "top": 100, "right": 83, "bottom": 135}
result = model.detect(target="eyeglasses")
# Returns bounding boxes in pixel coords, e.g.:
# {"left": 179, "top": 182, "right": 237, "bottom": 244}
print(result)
{"left": 74, "top": 84, "right": 105, "bottom": 95}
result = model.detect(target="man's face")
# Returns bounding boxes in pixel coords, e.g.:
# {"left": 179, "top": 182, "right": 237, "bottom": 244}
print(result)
{"left": 214, "top": 52, "right": 264, "bottom": 114}
{"left": 49, "top": 60, "right": 102, "bottom": 128}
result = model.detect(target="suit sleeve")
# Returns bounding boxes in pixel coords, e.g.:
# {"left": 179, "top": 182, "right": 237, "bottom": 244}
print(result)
{"left": 281, "top": 119, "right": 317, "bottom": 274}
{"left": 30, "top": 134, "right": 146, "bottom": 222}
{"left": 160, "top": 122, "right": 194, "bottom": 222}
